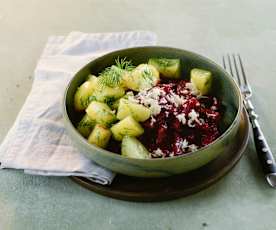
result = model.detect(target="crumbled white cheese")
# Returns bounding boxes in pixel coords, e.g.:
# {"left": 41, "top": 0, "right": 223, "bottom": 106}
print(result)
{"left": 152, "top": 148, "right": 164, "bottom": 157}
{"left": 206, "top": 112, "right": 217, "bottom": 118}
{"left": 147, "top": 87, "right": 165, "bottom": 100}
{"left": 188, "top": 144, "right": 198, "bottom": 152}
{"left": 149, "top": 100, "right": 161, "bottom": 116}
{"left": 159, "top": 97, "right": 167, "bottom": 104}
{"left": 166, "top": 92, "right": 186, "bottom": 107}
{"left": 140, "top": 87, "right": 165, "bottom": 100}
{"left": 176, "top": 113, "right": 187, "bottom": 125}
{"left": 136, "top": 88, "right": 163, "bottom": 116}
{"left": 188, "top": 109, "right": 199, "bottom": 120}
{"left": 186, "top": 82, "right": 199, "bottom": 95}
{"left": 137, "top": 96, "right": 161, "bottom": 116}
{"left": 150, "top": 116, "right": 156, "bottom": 126}
{"left": 187, "top": 109, "right": 201, "bottom": 127}
{"left": 213, "top": 97, "right": 218, "bottom": 105}
{"left": 211, "top": 106, "right": 217, "bottom": 111}
{"left": 163, "top": 104, "right": 173, "bottom": 110}
{"left": 169, "top": 152, "right": 174, "bottom": 157}
{"left": 181, "top": 89, "right": 189, "bottom": 95}
{"left": 180, "top": 139, "right": 189, "bottom": 150}
{"left": 175, "top": 139, "right": 198, "bottom": 152}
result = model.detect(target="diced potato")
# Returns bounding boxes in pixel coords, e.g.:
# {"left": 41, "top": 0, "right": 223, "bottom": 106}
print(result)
{"left": 117, "top": 99, "right": 151, "bottom": 122}
{"left": 190, "top": 68, "right": 212, "bottom": 95}
{"left": 88, "top": 124, "right": 111, "bottom": 148}
{"left": 110, "top": 116, "right": 144, "bottom": 141}
{"left": 121, "top": 71, "right": 133, "bottom": 89}
{"left": 87, "top": 74, "right": 98, "bottom": 83}
{"left": 86, "top": 101, "right": 116, "bottom": 127}
{"left": 123, "top": 64, "right": 160, "bottom": 92}
{"left": 121, "top": 136, "right": 150, "bottom": 159}
{"left": 108, "top": 91, "right": 134, "bottom": 110}
{"left": 93, "top": 86, "right": 125, "bottom": 104}
{"left": 148, "top": 58, "right": 181, "bottom": 79}
{"left": 74, "top": 80, "right": 97, "bottom": 111}
{"left": 77, "top": 114, "right": 96, "bottom": 138}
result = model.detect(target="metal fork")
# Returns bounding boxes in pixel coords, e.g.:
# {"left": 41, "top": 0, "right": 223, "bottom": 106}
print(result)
{"left": 223, "top": 54, "right": 276, "bottom": 188}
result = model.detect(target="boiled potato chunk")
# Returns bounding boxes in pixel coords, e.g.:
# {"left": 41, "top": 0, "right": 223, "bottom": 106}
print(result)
{"left": 121, "top": 71, "right": 133, "bottom": 89}
{"left": 121, "top": 136, "right": 150, "bottom": 159}
{"left": 86, "top": 101, "right": 116, "bottom": 127}
{"left": 110, "top": 116, "right": 144, "bottom": 141}
{"left": 190, "top": 68, "right": 212, "bottom": 95}
{"left": 117, "top": 99, "right": 151, "bottom": 122}
{"left": 77, "top": 114, "right": 96, "bottom": 138}
{"left": 74, "top": 79, "right": 97, "bottom": 111}
{"left": 87, "top": 74, "right": 98, "bottom": 83}
{"left": 93, "top": 85, "right": 125, "bottom": 104}
{"left": 88, "top": 124, "right": 111, "bottom": 148}
{"left": 148, "top": 58, "right": 181, "bottom": 79}
{"left": 124, "top": 64, "right": 160, "bottom": 92}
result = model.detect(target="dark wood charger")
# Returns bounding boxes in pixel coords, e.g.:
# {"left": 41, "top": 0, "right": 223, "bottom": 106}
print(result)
{"left": 71, "top": 109, "right": 249, "bottom": 202}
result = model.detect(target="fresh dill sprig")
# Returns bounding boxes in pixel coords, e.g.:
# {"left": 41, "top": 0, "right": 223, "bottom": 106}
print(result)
{"left": 98, "top": 57, "right": 135, "bottom": 87}
{"left": 115, "top": 57, "right": 135, "bottom": 71}
{"left": 98, "top": 66, "right": 122, "bottom": 87}
{"left": 141, "top": 67, "right": 153, "bottom": 82}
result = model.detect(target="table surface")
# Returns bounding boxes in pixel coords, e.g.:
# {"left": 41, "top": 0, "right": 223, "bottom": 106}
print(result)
{"left": 0, "top": 0, "right": 276, "bottom": 229}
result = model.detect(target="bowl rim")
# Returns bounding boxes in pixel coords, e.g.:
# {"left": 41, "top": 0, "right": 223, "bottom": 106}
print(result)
{"left": 63, "top": 46, "right": 243, "bottom": 162}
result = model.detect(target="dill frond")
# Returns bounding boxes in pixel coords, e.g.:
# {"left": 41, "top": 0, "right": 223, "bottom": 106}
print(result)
{"left": 98, "top": 57, "right": 135, "bottom": 87}
{"left": 115, "top": 57, "right": 135, "bottom": 71}
{"left": 98, "top": 66, "right": 122, "bottom": 87}
{"left": 141, "top": 67, "right": 153, "bottom": 82}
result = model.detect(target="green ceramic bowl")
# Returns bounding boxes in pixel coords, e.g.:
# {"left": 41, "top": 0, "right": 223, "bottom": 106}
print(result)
{"left": 63, "top": 46, "right": 242, "bottom": 178}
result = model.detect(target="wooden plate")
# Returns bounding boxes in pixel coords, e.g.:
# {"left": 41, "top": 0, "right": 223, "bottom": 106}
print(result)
{"left": 71, "top": 109, "right": 249, "bottom": 202}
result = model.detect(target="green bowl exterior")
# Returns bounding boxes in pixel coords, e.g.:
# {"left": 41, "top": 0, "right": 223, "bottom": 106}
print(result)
{"left": 63, "top": 46, "right": 242, "bottom": 178}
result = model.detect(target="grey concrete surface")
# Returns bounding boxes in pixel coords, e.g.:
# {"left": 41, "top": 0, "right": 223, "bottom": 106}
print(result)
{"left": 0, "top": 0, "right": 276, "bottom": 229}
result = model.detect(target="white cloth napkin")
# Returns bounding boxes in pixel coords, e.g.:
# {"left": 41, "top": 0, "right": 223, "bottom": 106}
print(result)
{"left": 0, "top": 31, "right": 157, "bottom": 185}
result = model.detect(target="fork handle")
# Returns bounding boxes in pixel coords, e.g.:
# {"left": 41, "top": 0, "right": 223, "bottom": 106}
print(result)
{"left": 252, "top": 120, "right": 276, "bottom": 187}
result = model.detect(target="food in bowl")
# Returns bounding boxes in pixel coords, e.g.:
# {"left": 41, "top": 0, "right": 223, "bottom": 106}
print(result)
{"left": 73, "top": 57, "right": 222, "bottom": 159}
{"left": 64, "top": 47, "right": 242, "bottom": 177}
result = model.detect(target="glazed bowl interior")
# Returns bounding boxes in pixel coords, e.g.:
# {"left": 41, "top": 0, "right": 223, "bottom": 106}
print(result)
{"left": 63, "top": 46, "right": 242, "bottom": 177}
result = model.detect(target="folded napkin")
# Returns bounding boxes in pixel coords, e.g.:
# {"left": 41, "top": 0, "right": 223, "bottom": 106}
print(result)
{"left": 0, "top": 31, "right": 157, "bottom": 185}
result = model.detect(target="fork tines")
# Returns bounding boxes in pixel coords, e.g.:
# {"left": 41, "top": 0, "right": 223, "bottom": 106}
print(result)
{"left": 222, "top": 54, "right": 252, "bottom": 97}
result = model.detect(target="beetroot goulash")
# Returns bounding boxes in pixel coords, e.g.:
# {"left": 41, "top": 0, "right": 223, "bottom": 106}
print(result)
{"left": 73, "top": 57, "right": 222, "bottom": 159}
{"left": 136, "top": 80, "right": 221, "bottom": 158}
